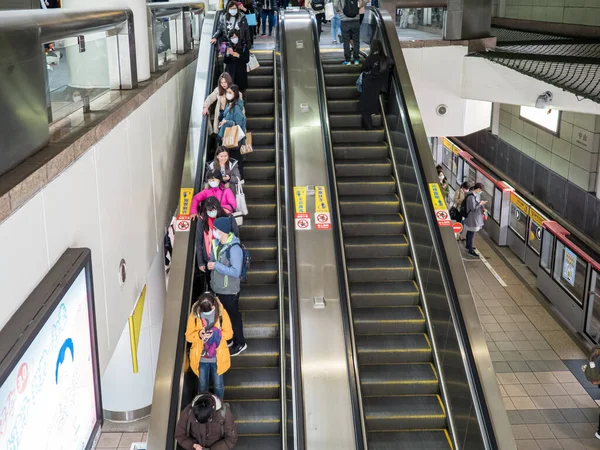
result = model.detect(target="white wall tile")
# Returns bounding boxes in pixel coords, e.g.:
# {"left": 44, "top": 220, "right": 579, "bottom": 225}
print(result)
{"left": 568, "top": 163, "right": 591, "bottom": 190}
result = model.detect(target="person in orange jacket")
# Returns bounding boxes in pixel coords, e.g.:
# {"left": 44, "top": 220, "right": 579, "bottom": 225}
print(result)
{"left": 185, "top": 292, "right": 234, "bottom": 399}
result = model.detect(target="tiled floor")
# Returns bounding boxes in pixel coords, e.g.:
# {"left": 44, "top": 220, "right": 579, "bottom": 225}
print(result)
{"left": 95, "top": 432, "right": 147, "bottom": 450}
{"left": 464, "top": 232, "right": 600, "bottom": 449}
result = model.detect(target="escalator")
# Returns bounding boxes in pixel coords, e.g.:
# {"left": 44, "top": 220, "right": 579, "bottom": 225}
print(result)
{"left": 222, "top": 51, "right": 282, "bottom": 449}
{"left": 321, "top": 54, "right": 451, "bottom": 450}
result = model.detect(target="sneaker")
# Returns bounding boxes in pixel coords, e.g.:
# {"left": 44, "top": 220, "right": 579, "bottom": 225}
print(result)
{"left": 353, "top": 60, "right": 360, "bottom": 65}
{"left": 595, "top": 431, "right": 600, "bottom": 440}
{"left": 227, "top": 340, "right": 233, "bottom": 348}
{"left": 467, "top": 251, "right": 479, "bottom": 257}
{"left": 332, "top": 40, "right": 337, "bottom": 44}
{"left": 230, "top": 343, "right": 248, "bottom": 356}
{"left": 260, "top": 33, "right": 267, "bottom": 37}
{"left": 342, "top": 61, "right": 351, "bottom": 65}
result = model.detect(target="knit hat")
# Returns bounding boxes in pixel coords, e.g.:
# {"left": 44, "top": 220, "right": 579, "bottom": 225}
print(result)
{"left": 213, "top": 217, "right": 232, "bottom": 234}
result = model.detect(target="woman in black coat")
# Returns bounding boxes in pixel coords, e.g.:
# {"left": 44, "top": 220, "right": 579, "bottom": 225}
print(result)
{"left": 224, "top": 30, "right": 250, "bottom": 94}
{"left": 359, "top": 39, "right": 394, "bottom": 130}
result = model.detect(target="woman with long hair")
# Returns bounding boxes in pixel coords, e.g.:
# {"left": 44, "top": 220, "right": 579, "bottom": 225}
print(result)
{"left": 238, "top": 0, "right": 257, "bottom": 46}
{"left": 218, "top": 85, "right": 247, "bottom": 177}
{"left": 210, "top": 0, "right": 251, "bottom": 48}
{"left": 190, "top": 169, "right": 237, "bottom": 216}
{"left": 223, "top": 30, "right": 250, "bottom": 94}
{"left": 359, "top": 39, "right": 393, "bottom": 130}
{"left": 206, "top": 146, "right": 241, "bottom": 193}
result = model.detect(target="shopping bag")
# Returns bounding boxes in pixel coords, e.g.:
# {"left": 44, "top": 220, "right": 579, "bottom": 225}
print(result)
{"left": 222, "top": 126, "right": 239, "bottom": 148}
{"left": 247, "top": 53, "right": 260, "bottom": 72}
{"left": 246, "top": 12, "right": 257, "bottom": 26}
{"left": 234, "top": 181, "right": 248, "bottom": 225}
{"left": 240, "top": 132, "right": 253, "bottom": 154}
{"left": 356, "top": 72, "right": 363, "bottom": 93}
{"left": 325, "top": 3, "right": 334, "bottom": 20}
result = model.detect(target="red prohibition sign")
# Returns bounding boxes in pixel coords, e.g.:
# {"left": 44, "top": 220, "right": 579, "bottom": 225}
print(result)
{"left": 297, "top": 219, "right": 309, "bottom": 228}
{"left": 436, "top": 210, "right": 448, "bottom": 220}
{"left": 178, "top": 221, "right": 190, "bottom": 231}
{"left": 316, "top": 214, "right": 329, "bottom": 223}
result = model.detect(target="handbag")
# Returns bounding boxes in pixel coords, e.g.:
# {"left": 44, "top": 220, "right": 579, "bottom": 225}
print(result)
{"left": 234, "top": 181, "right": 248, "bottom": 226}
{"left": 356, "top": 72, "right": 363, "bottom": 93}
{"left": 240, "top": 132, "right": 253, "bottom": 155}
{"left": 325, "top": 2, "right": 334, "bottom": 20}
{"left": 247, "top": 54, "right": 260, "bottom": 72}
{"left": 246, "top": 12, "right": 257, "bottom": 26}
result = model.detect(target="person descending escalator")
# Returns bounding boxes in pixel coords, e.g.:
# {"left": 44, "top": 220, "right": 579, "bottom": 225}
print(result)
{"left": 206, "top": 146, "right": 242, "bottom": 195}
{"left": 224, "top": 31, "right": 250, "bottom": 95}
{"left": 217, "top": 85, "right": 247, "bottom": 178}
{"left": 191, "top": 169, "right": 238, "bottom": 216}
{"left": 185, "top": 293, "right": 234, "bottom": 401}
{"left": 306, "top": 0, "right": 325, "bottom": 38}
{"left": 210, "top": 0, "right": 252, "bottom": 51}
{"left": 175, "top": 393, "right": 239, "bottom": 449}
{"left": 208, "top": 217, "right": 248, "bottom": 357}
{"left": 238, "top": 0, "right": 257, "bottom": 47}
{"left": 358, "top": 39, "right": 393, "bottom": 130}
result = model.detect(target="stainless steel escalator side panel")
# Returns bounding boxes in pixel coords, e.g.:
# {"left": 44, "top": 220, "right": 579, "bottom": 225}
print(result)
{"left": 147, "top": 12, "right": 217, "bottom": 450}
{"left": 369, "top": 8, "right": 515, "bottom": 450}
{"left": 281, "top": 10, "right": 357, "bottom": 450}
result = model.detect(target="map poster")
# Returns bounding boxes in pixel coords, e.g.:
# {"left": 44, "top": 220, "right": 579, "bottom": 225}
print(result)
{"left": 562, "top": 248, "right": 577, "bottom": 287}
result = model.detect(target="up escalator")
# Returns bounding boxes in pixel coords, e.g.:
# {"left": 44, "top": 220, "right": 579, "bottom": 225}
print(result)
{"left": 321, "top": 55, "right": 451, "bottom": 449}
{"left": 223, "top": 51, "right": 283, "bottom": 449}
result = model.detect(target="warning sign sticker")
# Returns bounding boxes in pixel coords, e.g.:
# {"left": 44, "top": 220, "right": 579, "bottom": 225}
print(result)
{"left": 429, "top": 183, "right": 452, "bottom": 227}
{"left": 315, "top": 186, "right": 329, "bottom": 213}
{"left": 179, "top": 188, "right": 194, "bottom": 216}
{"left": 315, "top": 212, "right": 331, "bottom": 230}
{"left": 295, "top": 217, "right": 311, "bottom": 230}
{"left": 294, "top": 186, "right": 307, "bottom": 214}
{"left": 176, "top": 219, "right": 190, "bottom": 232}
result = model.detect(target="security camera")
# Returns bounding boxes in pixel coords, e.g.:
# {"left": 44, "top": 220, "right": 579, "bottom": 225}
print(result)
{"left": 535, "top": 91, "right": 553, "bottom": 109}
{"left": 436, "top": 104, "right": 448, "bottom": 116}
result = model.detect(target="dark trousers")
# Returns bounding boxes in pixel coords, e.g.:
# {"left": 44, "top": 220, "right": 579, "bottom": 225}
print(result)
{"left": 341, "top": 20, "right": 360, "bottom": 62}
{"left": 361, "top": 111, "right": 373, "bottom": 130}
{"left": 219, "top": 292, "right": 245, "bottom": 346}
{"left": 359, "top": 13, "right": 364, "bottom": 24}
{"left": 261, "top": 9, "right": 275, "bottom": 35}
{"left": 466, "top": 230, "right": 475, "bottom": 253}
{"left": 316, "top": 13, "right": 323, "bottom": 36}
{"left": 229, "top": 146, "right": 244, "bottom": 179}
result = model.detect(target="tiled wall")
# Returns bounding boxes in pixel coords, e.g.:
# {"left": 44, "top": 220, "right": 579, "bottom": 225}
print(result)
{"left": 456, "top": 130, "right": 600, "bottom": 243}
{"left": 497, "top": 0, "right": 600, "bottom": 26}
{"left": 498, "top": 104, "right": 599, "bottom": 192}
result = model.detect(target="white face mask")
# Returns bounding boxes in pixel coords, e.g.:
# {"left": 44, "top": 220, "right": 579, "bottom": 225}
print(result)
{"left": 207, "top": 210, "right": 218, "bottom": 218}
{"left": 208, "top": 180, "right": 220, "bottom": 188}
{"left": 229, "top": 8, "right": 237, "bottom": 15}
{"left": 231, "top": 37, "right": 239, "bottom": 45}
{"left": 226, "top": 93, "right": 234, "bottom": 101}
{"left": 213, "top": 230, "right": 220, "bottom": 240}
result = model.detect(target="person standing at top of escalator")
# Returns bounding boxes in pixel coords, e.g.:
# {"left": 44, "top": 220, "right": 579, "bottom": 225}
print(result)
{"left": 210, "top": 0, "right": 251, "bottom": 52}
{"left": 260, "top": 0, "right": 278, "bottom": 37}
{"left": 306, "top": 0, "right": 326, "bottom": 38}
{"left": 238, "top": 0, "right": 257, "bottom": 47}
{"left": 223, "top": 31, "right": 250, "bottom": 95}
{"left": 358, "top": 39, "right": 393, "bottom": 130}
{"left": 334, "top": 0, "right": 365, "bottom": 65}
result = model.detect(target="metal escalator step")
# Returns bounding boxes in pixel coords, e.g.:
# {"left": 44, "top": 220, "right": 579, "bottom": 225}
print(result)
{"left": 245, "top": 102, "right": 275, "bottom": 116}
{"left": 324, "top": 72, "right": 362, "bottom": 85}
{"left": 239, "top": 218, "right": 277, "bottom": 239}
{"left": 360, "top": 363, "right": 439, "bottom": 396}
{"left": 335, "top": 159, "right": 391, "bottom": 177}
{"left": 342, "top": 214, "right": 404, "bottom": 236}
{"left": 224, "top": 367, "right": 280, "bottom": 400}
{"left": 356, "top": 333, "right": 432, "bottom": 364}
{"left": 239, "top": 284, "right": 278, "bottom": 310}
{"left": 245, "top": 146, "right": 275, "bottom": 162}
{"left": 353, "top": 306, "right": 425, "bottom": 334}
{"left": 337, "top": 177, "right": 396, "bottom": 196}
{"left": 247, "top": 65, "right": 274, "bottom": 76}
{"left": 246, "top": 260, "right": 278, "bottom": 285}
{"left": 247, "top": 75, "right": 274, "bottom": 89}
{"left": 244, "top": 162, "right": 276, "bottom": 180}
{"left": 328, "top": 99, "right": 360, "bottom": 113}
{"left": 350, "top": 281, "right": 419, "bottom": 307}
{"left": 250, "top": 130, "right": 275, "bottom": 146}
{"left": 346, "top": 257, "right": 414, "bottom": 282}
{"left": 228, "top": 399, "right": 281, "bottom": 436}
{"left": 246, "top": 198, "right": 276, "bottom": 217}
{"left": 241, "top": 310, "right": 279, "bottom": 338}
{"left": 322, "top": 63, "right": 363, "bottom": 74}
{"left": 345, "top": 235, "right": 409, "bottom": 258}
{"left": 234, "top": 435, "right": 282, "bottom": 450}
{"left": 243, "top": 183, "right": 277, "bottom": 199}
{"left": 247, "top": 116, "right": 275, "bottom": 130}
{"left": 241, "top": 239, "right": 277, "bottom": 262}
{"left": 326, "top": 86, "right": 360, "bottom": 100}
{"left": 246, "top": 88, "right": 274, "bottom": 102}
{"left": 330, "top": 113, "right": 382, "bottom": 128}
{"left": 340, "top": 194, "right": 400, "bottom": 215}
{"left": 363, "top": 395, "right": 446, "bottom": 430}
{"left": 334, "top": 144, "right": 389, "bottom": 160}
{"left": 229, "top": 337, "right": 279, "bottom": 368}
{"left": 332, "top": 129, "right": 385, "bottom": 144}
{"left": 367, "top": 430, "right": 452, "bottom": 450}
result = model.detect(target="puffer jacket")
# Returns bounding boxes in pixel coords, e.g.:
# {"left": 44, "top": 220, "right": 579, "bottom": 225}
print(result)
{"left": 195, "top": 214, "right": 239, "bottom": 270}
{"left": 185, "top": 301, "right": 234, "bottom": 376}
{"left": 213, "top": 12, "right": 251, "bottom": 48}
{"left": 218, "top": 99, "right": 247, "bottom": 138}
{"left": 174, "top": 395, "right": 238, "bottom": 450}
{"left": 190, "top": 186, "right": 237, "bottom": 215}
{"left": 206, "top": 159, "right": 241, "bottom": 193}
{"left": 453, "top": 188, "right": 466, "bottom": 209}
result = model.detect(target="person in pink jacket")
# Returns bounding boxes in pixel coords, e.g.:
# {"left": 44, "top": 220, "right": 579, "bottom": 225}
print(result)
{"left": 191, "top": 169, "right": 237, "bottom": 216}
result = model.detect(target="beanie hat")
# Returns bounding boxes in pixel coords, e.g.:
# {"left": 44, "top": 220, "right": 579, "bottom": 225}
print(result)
{"left": 213, "top": 217, "right": 232, "bottom": 234}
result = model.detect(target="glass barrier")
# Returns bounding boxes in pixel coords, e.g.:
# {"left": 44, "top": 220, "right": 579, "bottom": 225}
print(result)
{"left": 586, "top": 271, "right": 600, "bottom": 342}
{"left": 509, "top": 192, "right": 529, "bottom": 242}
{"left": 396, "top": 7, "right": 444, "bottom": 33}
{"left": 553, "top": 241, "right": 587, "bottom": 305}
{"left": 540, "top": 228, "right": 554, "bottom": 274}
{"left": 527, "top": 207, "right": 547, "bottom": 255}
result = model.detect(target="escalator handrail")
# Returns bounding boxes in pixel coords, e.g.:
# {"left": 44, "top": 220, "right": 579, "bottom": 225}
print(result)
{"left": 308, "top": 10, "right": 368, "bottom": 450}
{"left": 370, "top": 7, "right": 501, "bottom": 449}
{"left": 377, "top": 95, "right": 460, "bottom": 448}
{"left": 278, "top": 10, "right": 307, "bottom": 449}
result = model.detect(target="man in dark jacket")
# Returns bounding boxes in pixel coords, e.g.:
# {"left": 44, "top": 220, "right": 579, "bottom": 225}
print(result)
{"left": 175, "top": 394, "right": 238, "bottom": 450}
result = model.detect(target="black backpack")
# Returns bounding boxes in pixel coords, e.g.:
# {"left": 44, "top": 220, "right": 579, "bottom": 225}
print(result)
{"left": 459, "top": 192, "right": 474, "bottom": 220}
{"left": 225, "top": 243, "right": 251, "bottom": 282}
{"left": 343, "top": 0, "right": 359, "bottom": 18}
{"left": 312, "top": 0, "right": 324, "bottom": 11}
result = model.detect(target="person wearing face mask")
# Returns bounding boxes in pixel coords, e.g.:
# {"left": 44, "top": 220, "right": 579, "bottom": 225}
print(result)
{"left": 206, "top": 146, "right": 241, "bottom": 194}
{"left": 196, "top": 196, "right": 240, "bottom": 277}
{"left": 208, "top": 217, "right": 247, "bottom": 357}
{"left": 210, "top": 0, "right": 251, "bottom": 51}
{"left": 184, "top": 292, "right": 234, "bottom": 400}
{"left": 218, "top": 85, "right": 247, "bottom": 178}
{"left": 452, "top": 181, "right": 470, "bottom": 241}
{"left": 223, "top": 31, "right": 250, "bottom": 94}
{"left": 463, "top": 182, "right": 488, "bottom": 257}
{"left": 191, "top": 170, "right": 237, "bottom": 218}
{"left": 238, "top": 0, "right": 257, "bottom": 47}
